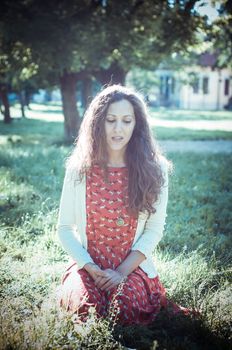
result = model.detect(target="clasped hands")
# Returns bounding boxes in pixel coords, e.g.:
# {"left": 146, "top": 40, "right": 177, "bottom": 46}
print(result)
{"left": 85, "top": 263, "right": 126, "bottom": 292}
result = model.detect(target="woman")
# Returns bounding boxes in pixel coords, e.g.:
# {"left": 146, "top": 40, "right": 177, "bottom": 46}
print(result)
{"left": 57, "top": 84, "right": 188, "bottom": 325}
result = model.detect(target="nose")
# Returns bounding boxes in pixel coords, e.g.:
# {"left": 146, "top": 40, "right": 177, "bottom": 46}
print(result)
{"left": 114, "top": 120, "right": 123, "bottom": 133}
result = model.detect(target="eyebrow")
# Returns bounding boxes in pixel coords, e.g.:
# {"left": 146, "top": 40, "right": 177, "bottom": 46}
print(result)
{"left": 107, "top": 114, "right": 134, "bottom": 117}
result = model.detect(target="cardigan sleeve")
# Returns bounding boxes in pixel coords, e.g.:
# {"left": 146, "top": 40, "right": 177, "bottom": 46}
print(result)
{"left": 57, "top": 168, "right": 94, "bottom": 269}
{"left": 131, "top": 159, "right": 169, "bottom": 258}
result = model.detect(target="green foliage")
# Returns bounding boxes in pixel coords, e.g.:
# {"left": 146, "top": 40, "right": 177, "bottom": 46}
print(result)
{"left": 126, "top": 68, "right": 159, "bottom": 97}
{"left": 0, "top": 0, "right": 208, "bottom": 82}
{"left": 0, "top": 294, "right": 124, "bottom": 349}
{"left": 209, "top": 0, "right": 232, "bottom": 67}
{"left": 0, "top": 1, "right": 209, "bottom": 136}
{"left": 0, "top": 39, "right": 38, "bottom": 90}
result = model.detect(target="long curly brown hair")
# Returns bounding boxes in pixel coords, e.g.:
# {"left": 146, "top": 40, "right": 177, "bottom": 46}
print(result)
{"left": 67, "top": 85, "right": 171, "bottom": 216}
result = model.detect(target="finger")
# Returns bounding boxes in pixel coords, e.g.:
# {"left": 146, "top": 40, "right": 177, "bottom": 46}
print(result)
{"left": 103, "top": 280, "right": 119, "bottom": 291}
{"left": 101, "top": 282, "right": 115, "bottom": 291}
{"left": 95, "top": 269, "right": 107, "bottom": 277}
{"left": 99, "top": 271, "right": 111, "bottom": 279}
{"left": 101, "top": 271, "right": 113, "bottom": 280}
{"left": 94, "top": 275, "right": 103, "bottom": 284}
{"left": 104, "top": 275, "right": 126, "bottom": 291}
{"left": 95, "top": 270, "right": 114, "bottom": 288}
{"left": 101, "top": 277, "right": 119, "bottom": 291}
{"left": 98, "top": 276, "right": 113, "bottom": 290}
{"left": 96, "top": 276, "right": 110, "bottom": 289}
{"left": 95, "top": 276, "right": 106, "bottom": 288}
{"left": 105, "top": 284, "right": 116, "bottom": 292}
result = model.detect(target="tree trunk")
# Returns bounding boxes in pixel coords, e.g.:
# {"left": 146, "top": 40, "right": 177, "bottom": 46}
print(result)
{"left": 19, "top": 91, "right": 26, "bottom": 118}
{"left": 81, "top": 75, "right": 92, "bottom": 110}
{"left": 25, "top": 88, "right": 31, "bottom": 109}
{"left": 0, "top": 85, "right": 11, "bottom": 124}
{"left": 94, "top": 62, "right": 127, "bottom": 86}
{"left": 60, "top": 71, "right": 81, "bottom": 143}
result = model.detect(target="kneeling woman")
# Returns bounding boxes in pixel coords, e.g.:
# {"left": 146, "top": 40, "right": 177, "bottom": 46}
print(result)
{"left": 57, "top": 84, "right": 188, "bottom": 325}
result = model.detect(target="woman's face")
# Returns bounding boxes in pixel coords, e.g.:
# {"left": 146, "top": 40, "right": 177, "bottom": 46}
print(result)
{"left": 104, "top": 99, "right": 136, "bottom": 159}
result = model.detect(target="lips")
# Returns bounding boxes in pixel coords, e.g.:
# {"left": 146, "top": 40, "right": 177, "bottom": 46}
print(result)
{"left": 112, "top": 136, "right": 123, "bottom": 141}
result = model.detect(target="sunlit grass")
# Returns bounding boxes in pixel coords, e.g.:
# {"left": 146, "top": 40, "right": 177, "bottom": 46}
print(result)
{"left": 150, "top": 108, "right": 232, "bottom": 121}
{"left": 153, "top": 126, "right": 232, "bottom": 140}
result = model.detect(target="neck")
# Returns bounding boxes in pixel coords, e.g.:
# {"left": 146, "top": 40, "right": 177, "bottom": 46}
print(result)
{"left": 108, "top": 161, "right": 126, "bottom": 167}
{"left": 107, "top": 150, "right": 126, "bottom": 167}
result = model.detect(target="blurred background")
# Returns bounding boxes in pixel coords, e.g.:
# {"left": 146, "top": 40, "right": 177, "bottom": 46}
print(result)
{"left": 0, "top": 0, "right": 231, "bottom": 141}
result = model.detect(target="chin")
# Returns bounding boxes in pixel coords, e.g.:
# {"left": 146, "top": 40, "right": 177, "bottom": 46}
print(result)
{"left": 112, "top": 143, "right": 124, "bottom": 148}
{"left": 110, "top": 144, "right": 126, "bottom": 151}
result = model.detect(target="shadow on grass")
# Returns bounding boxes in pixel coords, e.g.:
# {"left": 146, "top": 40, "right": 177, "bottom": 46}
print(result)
{"left": 0, "top": 118, "right": 65, "bottom": 147}
{"left": 30, "top": 108, "right": 62, "bottom": 114}
{"left": 0, "top": 117, "right": 62, "bottom": 132}
{"left": 114, "top": 308, "right": 231, "bottom": 350}
{"left": 0, "top": 119, "right": 78, "bottom": 149}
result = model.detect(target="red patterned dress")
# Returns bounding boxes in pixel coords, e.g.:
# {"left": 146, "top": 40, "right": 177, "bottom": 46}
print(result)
{"left": 59, "top": 166, "right": 188, "bottom": 325}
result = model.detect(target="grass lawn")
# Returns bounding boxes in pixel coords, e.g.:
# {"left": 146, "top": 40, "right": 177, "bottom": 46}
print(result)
{"left": 150, "top": 108, "right": 232, "bottom": 121}
{"left": 153, "top": 126, "right": 232, "bottom": 140}
{"left": 3, "top": 103, "right": 232, "bottom": 141}
{"left": 0, "top": 112, "right": 231, "bottom": 349}
{"left": 150, "top": 107, "right": 232, "bottom": 140}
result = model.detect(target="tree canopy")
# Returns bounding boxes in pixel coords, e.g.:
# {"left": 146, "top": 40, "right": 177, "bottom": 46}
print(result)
{"left": 0, "top": 0, "right": 208, "bottom": 140}
{"left": 209, "top": 0, "right": 232, "bottom": 68}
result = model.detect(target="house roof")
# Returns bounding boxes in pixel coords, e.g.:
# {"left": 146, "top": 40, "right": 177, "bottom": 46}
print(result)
{"left": 198, "top": 52, "right": 218, "bottom": 67}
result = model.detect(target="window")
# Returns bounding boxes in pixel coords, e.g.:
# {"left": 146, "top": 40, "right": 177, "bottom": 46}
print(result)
{"left": 203, "top": 77, "right": 209, "bottom": 94}
{"left": 160, "top": 76, "right": 164, "bottom": 94}
{"left": 165, "top": 76, "right": 170, "bottom": 99}
{"left": 189, "top": 73, "right": 199, "bottom": 94}
{"left": 225, "top": 79, "right": 230, "bottom": 96}
{"left": 192, "top": 78, "right": 199, "bottom": 94}
{"left": 171, "top": 77, "right": 175, "bottom": 94}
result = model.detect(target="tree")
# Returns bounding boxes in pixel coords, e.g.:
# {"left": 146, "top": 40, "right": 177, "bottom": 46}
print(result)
{"left": 126, "top": 68, "right": 159, "bottom": 98}
{"left": 0, "top": 34, "right": 38, "bottom": 123}
{"left": 0, "top": 0, "right": 207, "bottom": 141}
{"left": 0, "top": 0, "right": 112, "bottom": 140}
{"left": 209, "top": 0, "right": 232, "bottom": 68}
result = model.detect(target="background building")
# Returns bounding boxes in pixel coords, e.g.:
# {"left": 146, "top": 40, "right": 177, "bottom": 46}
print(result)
{"left": 155, "top": 53, "right": 232, "bottom": 110}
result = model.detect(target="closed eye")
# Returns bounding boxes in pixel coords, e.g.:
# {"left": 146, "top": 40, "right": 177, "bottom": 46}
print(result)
{"left": 105, "top": 119, "right": 132, "bottom": 124}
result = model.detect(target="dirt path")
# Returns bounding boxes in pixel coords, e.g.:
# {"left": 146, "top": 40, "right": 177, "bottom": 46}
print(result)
{"left": 159, "top": 140, "right": 232, "bottom": 154}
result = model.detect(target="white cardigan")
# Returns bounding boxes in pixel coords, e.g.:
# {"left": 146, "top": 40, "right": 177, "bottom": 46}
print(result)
{"left": 57, "top": 158, "right": 168, "bottom": 278}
